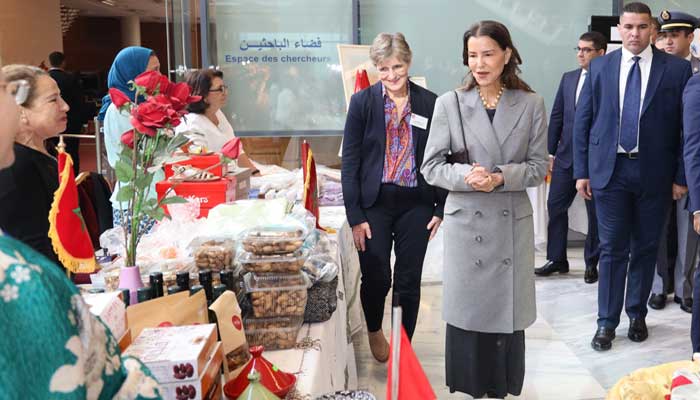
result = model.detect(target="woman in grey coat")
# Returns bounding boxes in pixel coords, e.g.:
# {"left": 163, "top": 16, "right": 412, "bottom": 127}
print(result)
{"left": 421, "top": 21, "right": 547, "bottom": 399}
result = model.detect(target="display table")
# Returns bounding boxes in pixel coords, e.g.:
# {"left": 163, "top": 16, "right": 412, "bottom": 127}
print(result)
{"left": 261, "top": 206, "right": 362, "bottom": 398}
{"left": 528, "top": 181, "right": 589, "bottom": 253}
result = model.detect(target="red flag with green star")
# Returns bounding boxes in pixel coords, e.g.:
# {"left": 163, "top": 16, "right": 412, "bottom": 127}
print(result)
{"left": 302, "top": 141, "right": 324, "bottom": 230}
{"left": 48, "top": 141, "right": 96, "bottom": 273}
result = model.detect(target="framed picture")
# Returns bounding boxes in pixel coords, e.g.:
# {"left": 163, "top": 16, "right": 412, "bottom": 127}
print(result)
{"left": 337, "top": 44, "right": 377, "bottom": 109}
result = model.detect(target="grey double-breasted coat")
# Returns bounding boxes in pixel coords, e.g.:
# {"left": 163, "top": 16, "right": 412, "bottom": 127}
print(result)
{"left": 421, "top": 87, "right": 548, "bottom": 333}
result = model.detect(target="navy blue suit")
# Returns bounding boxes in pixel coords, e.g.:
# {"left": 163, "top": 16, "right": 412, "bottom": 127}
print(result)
{"left": 546, "top": 69, "right": 599, "bottom": 266}
{"left": 573, "top": 47, "right": 692, "bottom": 329}
{"left": 683, "top": 74, "right": 700, "bottom": 353}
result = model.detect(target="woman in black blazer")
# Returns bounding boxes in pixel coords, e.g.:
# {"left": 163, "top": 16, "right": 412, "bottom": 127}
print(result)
{"left": 0, "top": 65, "right": 70, "bottom": 268}
{"left": 341, "top": 32, "right": 446, "bottom": 362}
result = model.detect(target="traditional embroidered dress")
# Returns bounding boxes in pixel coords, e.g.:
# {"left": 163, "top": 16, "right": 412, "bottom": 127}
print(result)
{"left": 0, "top": 232, "right": 161, "bottom": 399}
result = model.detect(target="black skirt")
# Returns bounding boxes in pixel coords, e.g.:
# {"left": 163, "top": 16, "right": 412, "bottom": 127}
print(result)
{"left": 445, "top": 324, "right": 525, "bottom": 399}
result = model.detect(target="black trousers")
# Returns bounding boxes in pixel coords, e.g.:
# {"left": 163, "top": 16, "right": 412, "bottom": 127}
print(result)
{"left": 358, "top": 184, "right": 433, "bottom": 339}
{"left": 546, "top": 163, "right": 600, "bottom": 266}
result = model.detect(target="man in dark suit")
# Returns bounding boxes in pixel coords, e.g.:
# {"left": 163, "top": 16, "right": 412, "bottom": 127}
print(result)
{"left": 684, "top": 73, "right": 700, "bottom": 355}
{"left": 47, "top": 51, "right": 84, "bottom": 174}
{"left": 649, "top": 11, "right": 700, "bottom": 312}
{"left": 573, "top": 2, "right": 692, "bottom": 351}
{"left": 535, "top": 31, "right": 606, "bottom": 284}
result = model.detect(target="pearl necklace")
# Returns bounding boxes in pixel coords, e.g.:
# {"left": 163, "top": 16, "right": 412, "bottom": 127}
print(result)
{"left": 477, "top": 85, "right": 504, "bottom": 109}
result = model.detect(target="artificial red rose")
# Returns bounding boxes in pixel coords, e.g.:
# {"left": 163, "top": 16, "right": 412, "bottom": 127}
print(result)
{"left": 130, "top": 97, "right": 170, "bottom": 136}
{"left": 121, "top": 129, "right": 135, "bottom": 149}
{"left": 130, "top": 95, "right": 181, "bottom": 136}
{"left": 165, "top": 82, "right": 201, "bottom": 115}
{"left": 221, "top": 137, "right": 242, "bottom": 160}
{"left": 133, "top": 71, "right": 171, "bottom": 95}
{"left": 109, "top": 88, "right": 131, "bottom": 108}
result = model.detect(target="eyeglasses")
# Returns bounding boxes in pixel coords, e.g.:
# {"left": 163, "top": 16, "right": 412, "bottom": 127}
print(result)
{"left": 209, "top": 85, "right": 228, "bottom": 93}
{"left": 574, "top": 46, "right": 600, "bottom": 53}
{"left": 0, "top": 80, "right": 30, "bottom": 105}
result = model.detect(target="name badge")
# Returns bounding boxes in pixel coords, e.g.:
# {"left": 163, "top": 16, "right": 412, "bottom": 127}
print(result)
{"left": 410, "top": 113, "right": 429, "bottom": 130}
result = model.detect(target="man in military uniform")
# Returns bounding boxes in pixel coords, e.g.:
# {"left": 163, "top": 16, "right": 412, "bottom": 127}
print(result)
{"left": 649, "top": 10, "right": 700, "bottom": 312}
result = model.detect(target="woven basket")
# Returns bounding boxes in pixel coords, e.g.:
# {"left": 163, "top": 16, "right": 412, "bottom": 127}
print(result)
{"left": 304, "top": 276, "right": 338, "bottom": 323}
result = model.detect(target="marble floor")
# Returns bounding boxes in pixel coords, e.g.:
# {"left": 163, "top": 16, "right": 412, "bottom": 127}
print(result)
{"left": 353, "top": 247, "right": 694, "bottom": 399}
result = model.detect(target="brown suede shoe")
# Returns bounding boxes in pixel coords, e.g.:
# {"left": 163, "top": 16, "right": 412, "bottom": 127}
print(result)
{"left": 367, "top": 329, "right": 390, "bottom": 363}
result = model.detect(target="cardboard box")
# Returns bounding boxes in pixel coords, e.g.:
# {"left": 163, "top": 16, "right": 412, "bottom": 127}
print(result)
{"left": 160, "top": 342, "right": 223, "bottom": 400}
{"left": 118, "top": 329, "right": 131, "bottom": 352}
{"left": 164, "top": 154, "right": 224, "bottom": 180}
{"left": 126, "top": 290, "right": 209, "bottom": 342}
{"left": 124, "top": 324, "right": 218, "bottom": 384}
{"left": 156, "top": 177, "right": 236, "bottom": 217}
{"left": 82, "top": 291, "right": 126, "bottom": 340}
{"left": 226, "top": 167, "right": 252, "bottom": 200}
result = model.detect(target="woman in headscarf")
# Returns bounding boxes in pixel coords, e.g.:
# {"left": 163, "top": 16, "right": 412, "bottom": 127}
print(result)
{"left": 100, "top": 46, "right": 161, "bottom": 232}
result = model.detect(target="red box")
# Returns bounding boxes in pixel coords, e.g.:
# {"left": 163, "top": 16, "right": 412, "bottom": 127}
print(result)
{"left": 164, "top": 154, "right": 224, "bottom": 180}
{"left": 156, "top": 177, "right": 237, "bottom": 217}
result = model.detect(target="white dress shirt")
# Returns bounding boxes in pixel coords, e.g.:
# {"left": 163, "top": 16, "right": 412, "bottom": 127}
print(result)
{"left": 175, "top": 109, "right": 244, "bottom": 153}
{"left": 575, "top": 69, "right": 587, "bottom": 105}
{"left": 617, "top": 44, "right": 653, "bottom": 153}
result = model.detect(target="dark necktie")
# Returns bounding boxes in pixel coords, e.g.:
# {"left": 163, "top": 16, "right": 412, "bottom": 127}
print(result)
{"left": 620, "top": 56, "right": 641, "bottom": 152}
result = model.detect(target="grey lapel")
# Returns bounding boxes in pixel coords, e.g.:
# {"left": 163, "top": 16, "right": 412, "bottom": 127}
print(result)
{"left": 459, "top": 88, "right": 503, "bottom": 164}
{"left": 493, "top": 89, "right": 527, "bottom": 145}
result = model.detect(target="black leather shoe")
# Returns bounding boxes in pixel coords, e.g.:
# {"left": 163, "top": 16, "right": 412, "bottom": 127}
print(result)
{"left": 584, "top": 265, "right": 598, "bottom": 284}
{"left": 535, "top": 260, "right": 569, "bottom": 276}
{"left": 674, "top": 295, "right": 683, "bottom": 305}
{"left": 681, "top": 298, "right": 693, "bottom": 314}
{"left": 591, "top": 327, "right": 615, "bottom": 351}
{"left": 628, "top": 318, "right": 648, "bottom": 342}
{"left": 648, "top": 293, "right": 667, "bottom": 310}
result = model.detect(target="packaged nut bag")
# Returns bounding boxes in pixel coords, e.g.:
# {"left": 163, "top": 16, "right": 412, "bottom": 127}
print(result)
{"left": 209, "top": 290, "right": 250, "bottom": 381}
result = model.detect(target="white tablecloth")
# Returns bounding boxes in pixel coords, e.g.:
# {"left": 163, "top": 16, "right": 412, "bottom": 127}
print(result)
{"left": 262, "top": 206, "right": 362, "bottom": 398}
{"left": 529, "top": 182, "right": 590, "bottom": 253}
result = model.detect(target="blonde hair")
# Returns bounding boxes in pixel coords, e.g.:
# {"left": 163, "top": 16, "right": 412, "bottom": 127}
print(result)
{"left": 369, "top": 32, "right": 412, "bottom": 66}
{"left": 1, "top": 64, "right": 47, "bottom": 106}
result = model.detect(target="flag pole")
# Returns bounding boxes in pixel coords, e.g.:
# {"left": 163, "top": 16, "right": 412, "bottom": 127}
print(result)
{"left": 391, "top": 292, "right": 401, "bottom": 400}
{"left": 57, "top": 134, "right": 66, "bottom": 153}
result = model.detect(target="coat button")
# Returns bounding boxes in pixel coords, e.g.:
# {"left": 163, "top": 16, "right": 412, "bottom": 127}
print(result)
{"left": 503, "top": 210, "right": 509, "bottom": 216}
{"left": 475, "top": 211, "right": 482, "bottom": 217}
{"left": 504, "top": 258, "right": 511, "bottom": 265}
{"left": 475, "top": 235, "right": 482, "bottom": 243}
{"left": 475, "top": 259, "right": 483, "bottom": 267}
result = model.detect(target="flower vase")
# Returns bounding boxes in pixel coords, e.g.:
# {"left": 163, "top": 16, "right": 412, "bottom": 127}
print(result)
{"left": 118, "top": 265, "right": 144, "bottom": 305}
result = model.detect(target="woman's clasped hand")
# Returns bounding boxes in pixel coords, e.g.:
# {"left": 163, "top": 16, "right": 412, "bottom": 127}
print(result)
{"left": 465, "top": 163, "right": 503, "bottom": 192}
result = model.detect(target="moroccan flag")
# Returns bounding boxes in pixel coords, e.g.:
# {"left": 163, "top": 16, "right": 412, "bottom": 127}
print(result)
{"left": 354, "top": 69, "right": 370, "bottom": 93}
{"left": 302, "top": 141, "right": 323, "bottom": 230}
{"left": 386, "top": 326, "right": 436, "bottom": 400}
{"left": 48, "top": 144, "right": 97, "bottom": 273}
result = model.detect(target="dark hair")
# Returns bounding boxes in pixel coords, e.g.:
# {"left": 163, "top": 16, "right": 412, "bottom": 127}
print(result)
{"left": 622, "top": 2, "right": 652, "bottom": 17}
{"left": 184, "top": 69, "right": 224, "bottom": 114}
{"left": 462, "top": 20, "right": 533, "bottom": 92}
{"left": 48, "top": 51, "right": 65, "bottom": 68}
{"left": 579, "top": 31, "right": 608, "bottom": 53}
{"left": 650, "top": 18, "right": 661, "bottom": 32}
